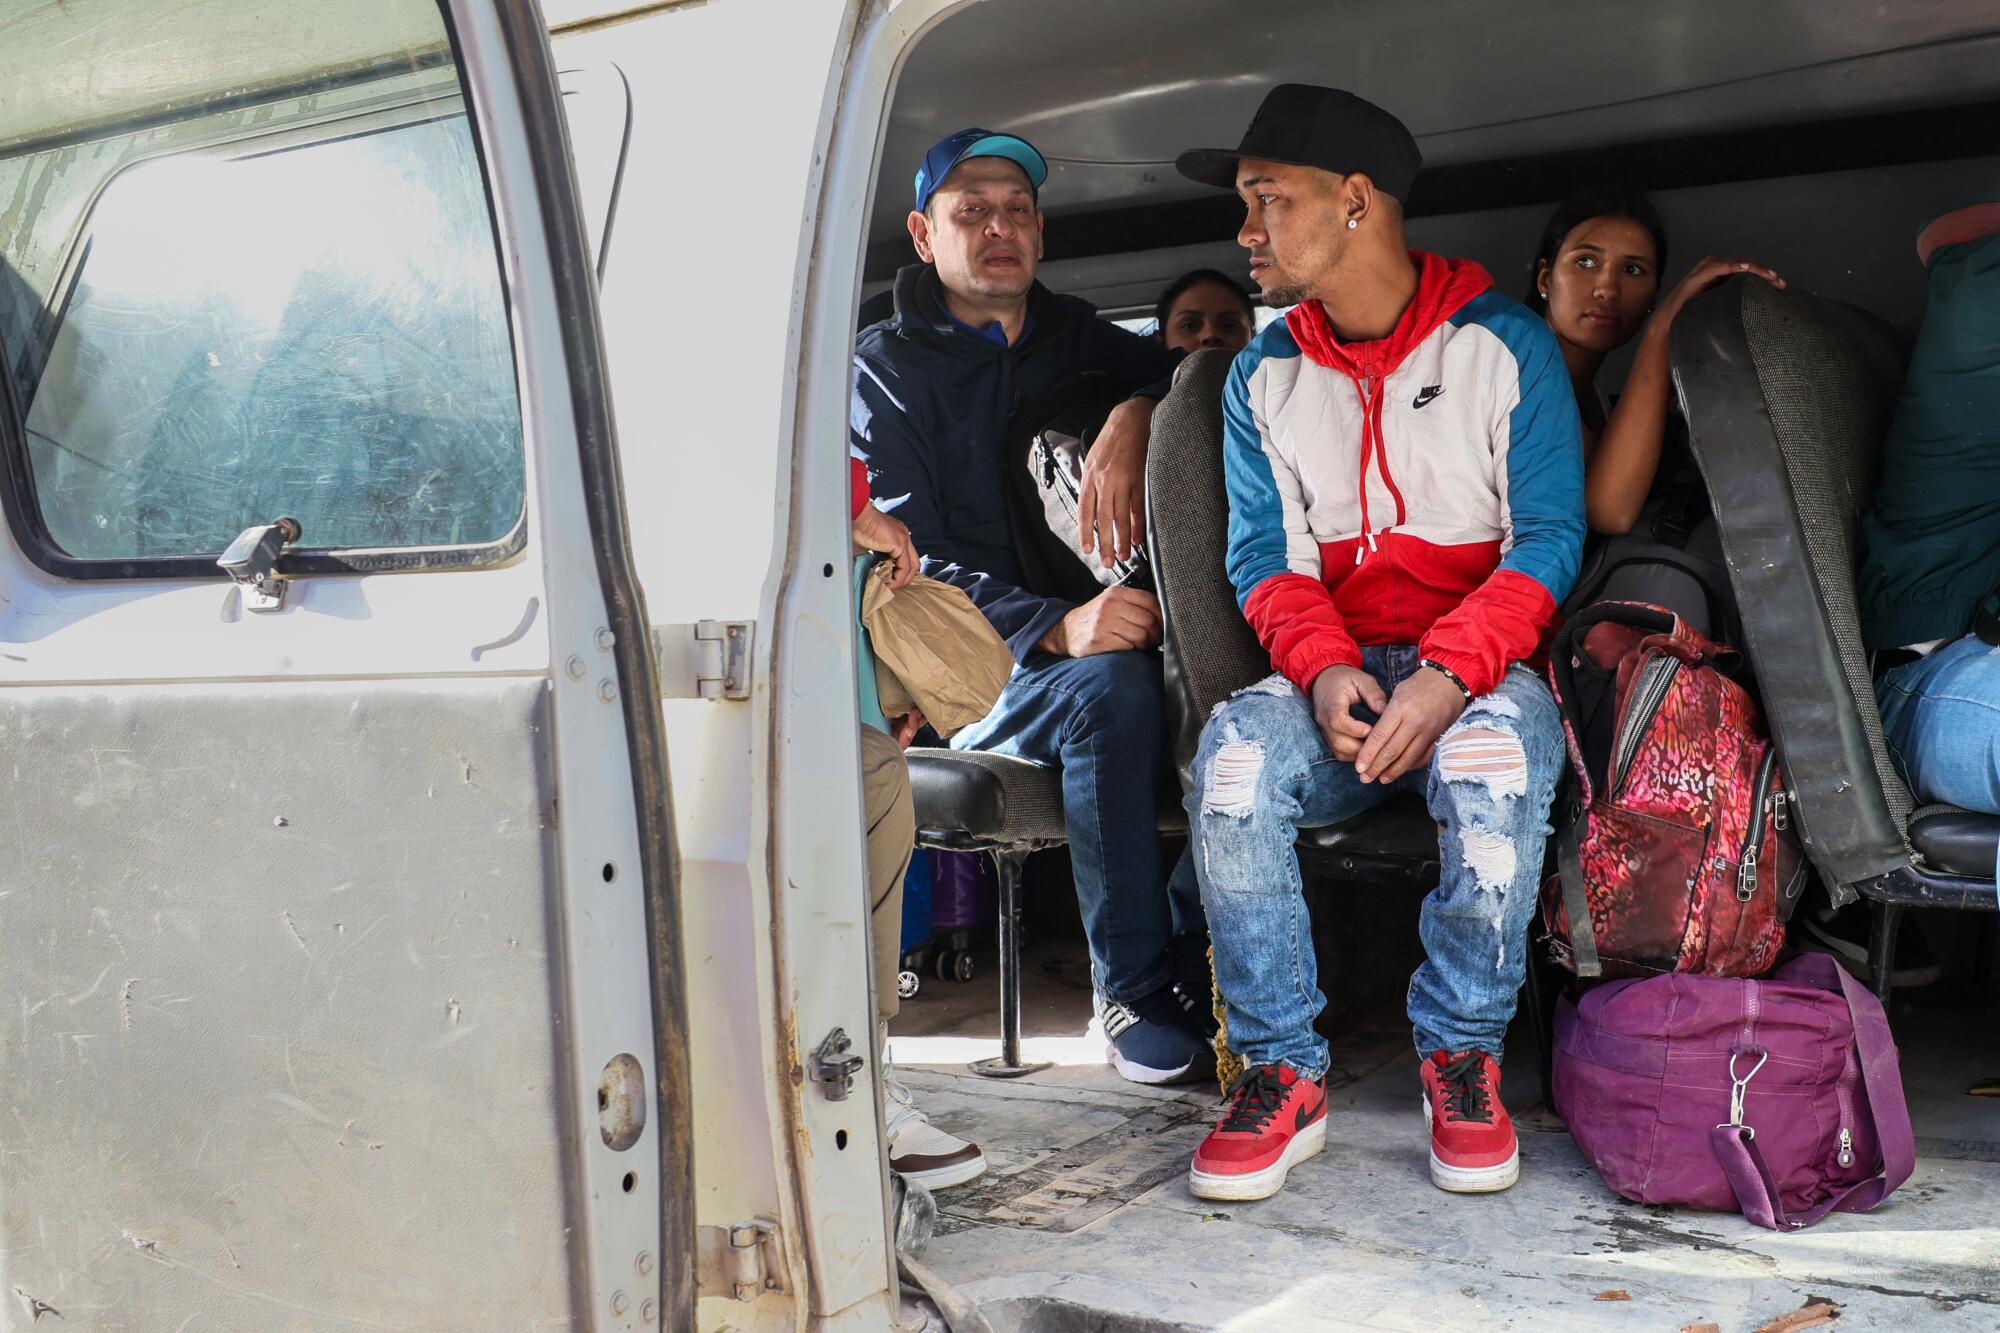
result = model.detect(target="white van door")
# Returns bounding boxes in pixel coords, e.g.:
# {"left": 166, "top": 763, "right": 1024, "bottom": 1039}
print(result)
{"left": 0, "top": 2, "right": 686, "bottom": 1328}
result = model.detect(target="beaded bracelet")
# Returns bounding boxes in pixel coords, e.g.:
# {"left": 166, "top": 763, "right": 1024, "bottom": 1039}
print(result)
{"left": 1418, "top": 657, "right": 1473, "bottom": 703}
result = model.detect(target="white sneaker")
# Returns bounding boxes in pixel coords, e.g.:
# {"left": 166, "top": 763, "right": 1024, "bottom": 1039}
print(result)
{"left": 884, "top": 1073, "right": 987, "bottom": 1190}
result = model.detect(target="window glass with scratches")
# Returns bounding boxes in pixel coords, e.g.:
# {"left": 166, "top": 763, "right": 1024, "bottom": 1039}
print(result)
{"left": 0, "top": 0, "right": 524, "bottom": 571}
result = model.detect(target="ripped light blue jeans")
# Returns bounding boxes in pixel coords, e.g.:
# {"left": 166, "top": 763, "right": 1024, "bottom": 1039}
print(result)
{"left": 1189, "top": 646, "right": 1565, "bottom": 1079}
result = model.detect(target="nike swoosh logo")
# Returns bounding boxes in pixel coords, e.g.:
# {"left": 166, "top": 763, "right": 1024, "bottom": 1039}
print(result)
{"left": 1413, "top": 385, "right": 1444, "bottom": 409}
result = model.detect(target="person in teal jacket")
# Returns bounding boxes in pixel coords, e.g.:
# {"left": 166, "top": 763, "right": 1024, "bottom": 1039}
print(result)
{"left": 1859, "top": 198, "right": 2000, "bottom": 814}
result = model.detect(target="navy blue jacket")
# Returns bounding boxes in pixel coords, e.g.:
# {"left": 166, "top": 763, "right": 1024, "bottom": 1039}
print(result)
{"left": 851, "top": 265, "right": 1179, "bottom": 660}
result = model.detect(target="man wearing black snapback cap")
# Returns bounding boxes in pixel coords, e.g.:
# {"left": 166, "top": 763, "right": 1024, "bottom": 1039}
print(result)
{"left": 1172, "top": 86, "right": 1586, "bottom": 1202}
{"left": 852, "top": 128, "right": 1216, "bottom": 1086}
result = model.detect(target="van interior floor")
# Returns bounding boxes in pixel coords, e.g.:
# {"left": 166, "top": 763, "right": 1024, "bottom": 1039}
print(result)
{"left": 887, "top": 930, "right": 2000, "bottom": 1333}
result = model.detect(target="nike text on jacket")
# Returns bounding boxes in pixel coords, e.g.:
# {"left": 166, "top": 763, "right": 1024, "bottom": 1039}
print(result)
{"left": 851, "top": 264, "right": 1178, "bottom": 660}
{"left": 1223, "top": 251, "right": 1586, "bottom": 699}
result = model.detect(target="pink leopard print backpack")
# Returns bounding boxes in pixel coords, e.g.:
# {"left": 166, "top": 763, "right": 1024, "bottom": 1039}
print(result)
{"left": 1543, "top": 602, "right": 1806, "bottom": 979}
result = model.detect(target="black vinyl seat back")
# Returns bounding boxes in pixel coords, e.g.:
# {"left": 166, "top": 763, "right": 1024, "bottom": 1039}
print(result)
{"left": 1671, "top": 276, "right": 1914, "bottom": 895}
{"left": 1145, "top": 346, "right": 1441, "bottom": 880}
{"left": 1145, "top": 348, "right": 1270, "bottom": 792}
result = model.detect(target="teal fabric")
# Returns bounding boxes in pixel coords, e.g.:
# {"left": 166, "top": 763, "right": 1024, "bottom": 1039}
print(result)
{"left": 1859, "top": 229, "right": 2000, "bottom": 650}
{"left": 854, "top": 555, "right": 889, "bottom": 732}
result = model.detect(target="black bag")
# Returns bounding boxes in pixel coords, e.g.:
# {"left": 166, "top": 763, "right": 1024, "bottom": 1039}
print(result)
{"left": 1563, "top": 426, "right": 1740, "bottom": 651}
{"left": 1003, "top": 373, "right": 1152, "bottom": 604}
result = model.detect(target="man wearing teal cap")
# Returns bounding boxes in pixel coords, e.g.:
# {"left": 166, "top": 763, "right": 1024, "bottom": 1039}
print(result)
{"left": 853, "top": 127, "right": 1217, "bottom": 1087}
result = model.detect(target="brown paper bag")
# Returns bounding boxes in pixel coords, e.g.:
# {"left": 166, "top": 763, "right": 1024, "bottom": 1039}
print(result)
{"left": 860, "top": 565, "right": 1014, "bottom": 737}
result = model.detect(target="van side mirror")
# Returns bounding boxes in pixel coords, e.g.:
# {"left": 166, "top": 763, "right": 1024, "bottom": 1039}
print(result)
{"left": 217, "top": 517, "right": 302, "bottom": 613}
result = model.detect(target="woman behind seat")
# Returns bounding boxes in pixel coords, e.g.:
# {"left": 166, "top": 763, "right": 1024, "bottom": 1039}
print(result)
{"left": 1530, "top": 186, "right": 1781, "bottom": 641}
{"left": 1154, "top": 268, "right": 1255, "bottom": 355}
{"left": 1532, "top": 186, "right": 1785, "bottom": 532}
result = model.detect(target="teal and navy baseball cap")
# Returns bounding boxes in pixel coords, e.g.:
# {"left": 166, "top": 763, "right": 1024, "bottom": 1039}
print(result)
{"left": 914, "top": 127, "right": 1048, "bottom": 212}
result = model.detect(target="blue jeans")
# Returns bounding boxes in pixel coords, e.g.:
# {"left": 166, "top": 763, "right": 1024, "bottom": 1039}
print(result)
{"left": 1189, "top": 647, "right": 1565, "bottom": 1079}
{"left": 1877, "top": 633, "right": 2000, "bottom": 814}
{"left": 951, "top": 649, "right": 1203, "bottom": 1002}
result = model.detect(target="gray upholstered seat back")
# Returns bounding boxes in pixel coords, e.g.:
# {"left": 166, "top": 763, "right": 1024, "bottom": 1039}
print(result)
{"left": 1146, "top": 347, "right": 1270, "bottom": 791}
{"left": 1672, "top": 277, "right": 1911, "bottom": 894}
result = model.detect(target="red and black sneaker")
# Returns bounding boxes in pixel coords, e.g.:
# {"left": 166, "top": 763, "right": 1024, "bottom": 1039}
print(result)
{"left": 1420, "top": 1049, "right": 1519, "bottom": 1193}
{"left": 1188, "top": 1064, "right": 1326, "bottom": 1201}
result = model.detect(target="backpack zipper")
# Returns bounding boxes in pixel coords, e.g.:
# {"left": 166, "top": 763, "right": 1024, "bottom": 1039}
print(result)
{"left": 1835, "top": 1046, "right": 1860, "bottom": 1168}
{"left": 1739, "top": 980, "right": 1760, "bottom": 1060}
{"left": 1735, "top": 746, "right": 1782, "bottom": 902}
{"left": 1611, "top": 653, "right": 1680, "bottom": 789}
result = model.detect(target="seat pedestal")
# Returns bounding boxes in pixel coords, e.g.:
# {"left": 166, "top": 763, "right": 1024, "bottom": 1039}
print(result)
{"left": 967, "top": 849, "right": 1050, "bottom": 1078}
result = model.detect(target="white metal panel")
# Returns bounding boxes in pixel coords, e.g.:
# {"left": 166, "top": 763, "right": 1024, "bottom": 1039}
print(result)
{"left": 555, "top": 0, "right": 906, "bottom": 1326}
{"left": 450, "top": 2, "right": 664, "bottom": 1327}
{"left": 0, "top": 679, "right": 579, "bottom": 1328}
{"left": 0, "top": 0, "right": 665, "bottom": 1326}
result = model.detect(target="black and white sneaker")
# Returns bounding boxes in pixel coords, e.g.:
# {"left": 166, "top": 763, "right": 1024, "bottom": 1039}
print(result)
{"left": 1096, "top": 987, "right": 1217, "bottom": 1085}
{"left": 1800, "top": 905, "right": 1942, "bottom": 988}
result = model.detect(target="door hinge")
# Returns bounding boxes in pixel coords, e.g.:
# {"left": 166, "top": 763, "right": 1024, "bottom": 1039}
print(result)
{"left": 808, "top": 1027, "right": 866, "bottom": 1101}
{"left": 651, "top": 621, "right": 754, "bottom": 700}
{"left": 696, "top": 1218, "right": 785, "bottom": 1301}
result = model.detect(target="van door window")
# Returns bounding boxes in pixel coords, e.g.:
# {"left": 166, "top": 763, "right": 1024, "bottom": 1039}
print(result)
{"left": 0, "top": 2, "right": 522, "bottom": 575}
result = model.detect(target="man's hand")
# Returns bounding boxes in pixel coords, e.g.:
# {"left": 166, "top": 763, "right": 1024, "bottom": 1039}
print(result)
{"left": 1076, "top": 397, "right": 1156, "bottom": 568}
{"left": 852, "top": 502, "right": 920, "bottom": 590}
{"left": 890, "top": 708, "right": 928, "bottom": 748}
{"left": 1038, "top": 586, "right": 1161, "bottom": 657}
{"left": 1355, "top": 666, "right": 1467, "bottom": 785}
{"left": 1310, "top": 664, "right": 1389, "bottom": 762}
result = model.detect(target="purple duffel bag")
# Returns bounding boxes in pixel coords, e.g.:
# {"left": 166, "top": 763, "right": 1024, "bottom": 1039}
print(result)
{"left": 1554, "top": 952, "right": 1915, "bottom": 1230}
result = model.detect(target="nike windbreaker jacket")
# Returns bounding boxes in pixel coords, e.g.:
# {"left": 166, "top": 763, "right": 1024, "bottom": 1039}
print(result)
{"left": 1223, "top": 251, "right": 1586, "bottom": 699}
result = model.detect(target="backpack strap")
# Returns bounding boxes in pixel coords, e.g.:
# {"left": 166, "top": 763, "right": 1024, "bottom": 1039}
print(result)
{"left": 1547, "top": 602, "right": 1680, "bottom": 980}
{"left": 1556, "top": 810, "right": 1601, "bottom": 978}
{"left": 1826, "top": 956, "right": 1918, "bottom": 1202}
{"left": 1549, "top": 603, "right": 1682, "bottom": 749}
{"left": 1708, "top": 955, "right": 1916, "bottom": 1228}
{"left": 1570, "top": 542, "right": 1730, "bottom": 646}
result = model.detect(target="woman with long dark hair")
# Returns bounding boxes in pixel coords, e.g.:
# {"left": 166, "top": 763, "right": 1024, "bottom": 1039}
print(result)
{"left": 1529, "top": 187, "right": 1781, "bottom": 534}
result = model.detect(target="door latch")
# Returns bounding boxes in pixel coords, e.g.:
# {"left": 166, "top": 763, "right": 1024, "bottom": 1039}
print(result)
{"left": 651, "top": 621, "right": 754, "bottom": 700}
{"left": 808, "top": 1027, "right": 865, "bottom": 1101}
{"left": 218, "top": 517, "right": 301, "bottom": 613}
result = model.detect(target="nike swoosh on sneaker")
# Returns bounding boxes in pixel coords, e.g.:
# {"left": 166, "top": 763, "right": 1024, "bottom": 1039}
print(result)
{"left": 1413, "top": 384, "right": 1444, "bottom": 409}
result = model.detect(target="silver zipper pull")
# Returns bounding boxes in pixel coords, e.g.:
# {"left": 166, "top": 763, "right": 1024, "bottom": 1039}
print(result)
{"left": 1772, "top": 791, "right": 1789, "bottom": 833}
{"left": 1837, "top": 1127, "right": 1854, "bottom": 1168}
{"left": 1736, "top": 848, "right": 1759, "bottom": 902}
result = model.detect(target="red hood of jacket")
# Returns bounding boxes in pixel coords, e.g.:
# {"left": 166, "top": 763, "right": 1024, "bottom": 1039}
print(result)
{"left": 1285, "top": 251, "right": 1495, "bottom": 380}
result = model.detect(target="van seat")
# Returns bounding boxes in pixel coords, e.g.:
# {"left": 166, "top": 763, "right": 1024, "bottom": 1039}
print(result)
{"left": 1673, "top": 276, "right": 1999, "bottom": 993}
{"left": 907, "top": 749, "right": 1189, "bottom": 847}
{"left": 1146, "top": 347, "right": 1438, "bottom": 876}
{"left": 1907, "top": 805, "right": 1998, "bottom": 882}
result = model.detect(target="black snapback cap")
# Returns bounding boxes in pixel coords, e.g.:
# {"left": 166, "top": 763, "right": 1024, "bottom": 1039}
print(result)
{"left": 1177, "top": 84, "right": 1422, "bottom": 199}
